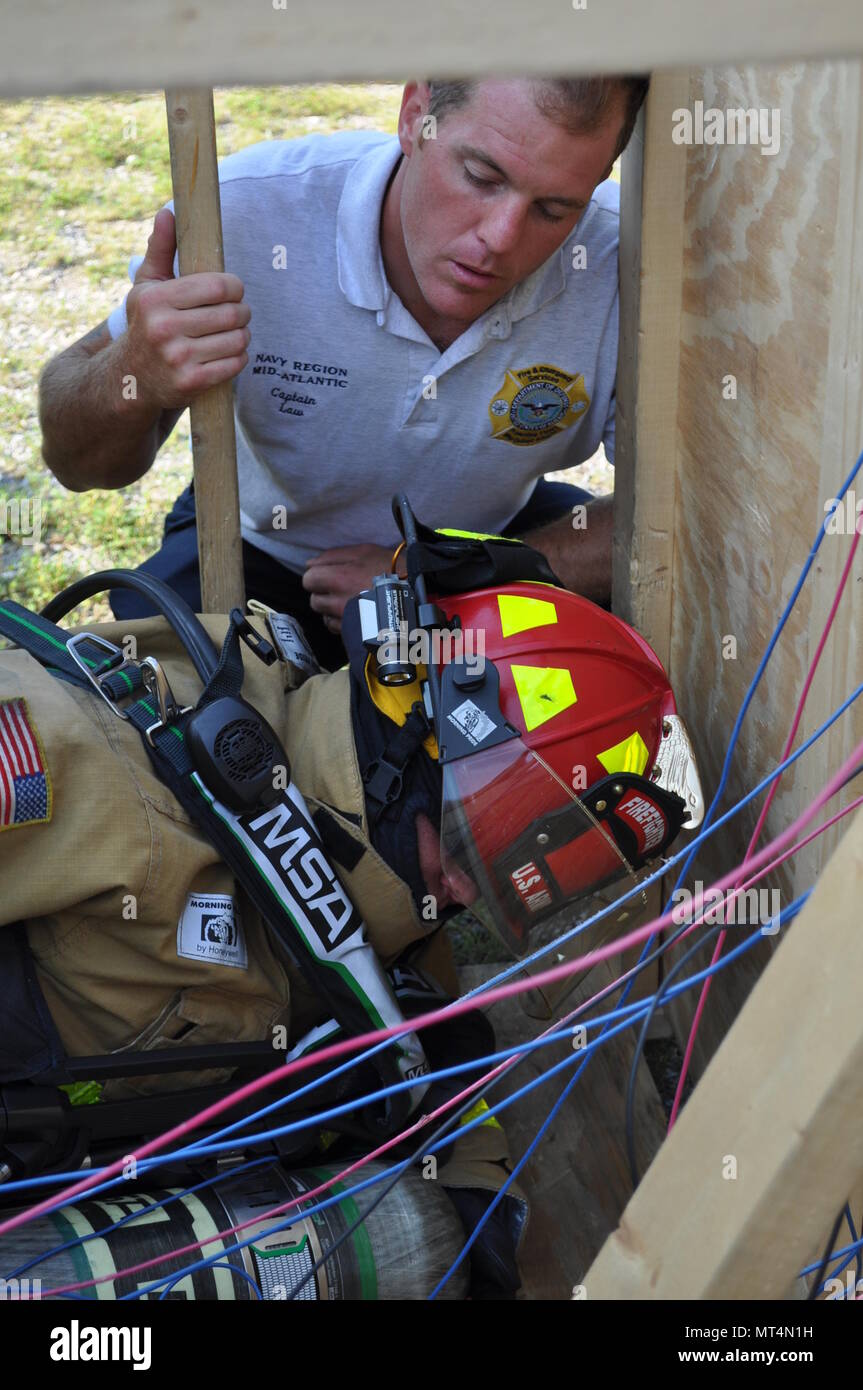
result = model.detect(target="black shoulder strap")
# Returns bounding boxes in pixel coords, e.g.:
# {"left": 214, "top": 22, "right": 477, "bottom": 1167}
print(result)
{"left": 0, "top": 588, "right": 430, "bottom": 1136}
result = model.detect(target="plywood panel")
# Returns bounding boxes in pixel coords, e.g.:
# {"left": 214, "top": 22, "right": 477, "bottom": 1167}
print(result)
{"left": 663, "top": 61, "right": 863, "bottom": 1076}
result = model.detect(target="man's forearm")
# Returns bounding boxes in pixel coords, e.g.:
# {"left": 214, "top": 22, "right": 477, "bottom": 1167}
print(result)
{"left": 520, "top": 493, "right": 613, "bottom": 605}
{"left": 38, "top": 329, "right": 165, "bottom": 492}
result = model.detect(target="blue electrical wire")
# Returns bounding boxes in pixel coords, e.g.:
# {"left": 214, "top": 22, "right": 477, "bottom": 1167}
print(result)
{"left": 3, "top": 1156, "right": 275, "bottom": 1281}
{"left": 841, "top": 1204, "right": 862, "bottom": 1288}
{"left": 3, "top": 919, "right": 766, "bottom": 1297}
{"left": 158, "top": 1260, "right": 263, "bottom": 1302}
{"left": 6, "top": 455, "right": 861, "bottom": 1286}
{"left": 428, "top": 891, "right": 813, "bottom": 1298}
{"left": 799, "top": 1222, "right": 863, "bottom": 1296}
{"left": 669, "top": 445, "right": 863, "bottom": 901}
{"left": 27, "top": 671, "right": 863, "bottom": 1210}
{"left": 117, "top": 924, "right": 768, "bottom": 1300}
{"left": 799, "top": 1232, "right": 863, "bottom": 1276}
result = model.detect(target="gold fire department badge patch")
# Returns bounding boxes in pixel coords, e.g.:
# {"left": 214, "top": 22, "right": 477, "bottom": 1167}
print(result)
{"left": 487, "top": 364, "right": 590, "bottom": 446}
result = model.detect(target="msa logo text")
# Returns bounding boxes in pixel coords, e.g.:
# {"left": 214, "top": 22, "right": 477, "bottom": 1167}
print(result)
{"left": 246, "top": 800, "right": 357, "bottom": 950}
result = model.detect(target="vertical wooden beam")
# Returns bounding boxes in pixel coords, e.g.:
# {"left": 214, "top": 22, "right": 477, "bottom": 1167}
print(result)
{"left": 583, "top": 810, "right": 863, "bottom": 1300}
{"left": 612, "top": 73, "right": 692, "bottom": 996}
{"left": 612, "top": 71, "right": 691, "bottom": 668}
{"left": 165, "top": 88, "right": 245, "bottom": 614}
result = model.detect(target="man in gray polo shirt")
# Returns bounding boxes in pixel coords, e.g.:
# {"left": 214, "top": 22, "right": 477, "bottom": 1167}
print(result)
{"left": 38, "top": 76, "right": 648, "bottom": 666}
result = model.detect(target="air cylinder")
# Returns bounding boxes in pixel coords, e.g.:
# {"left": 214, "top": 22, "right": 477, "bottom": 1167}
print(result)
{"left": 0, "top": 1160, "right": 469, "bottom": 1300}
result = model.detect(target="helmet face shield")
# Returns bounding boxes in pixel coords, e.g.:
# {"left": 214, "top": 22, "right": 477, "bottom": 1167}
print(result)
{"left": 440, "top": 739, "right": 639, "bottom": 956}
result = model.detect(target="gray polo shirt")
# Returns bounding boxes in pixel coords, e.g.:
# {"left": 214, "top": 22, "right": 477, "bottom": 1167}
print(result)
{"left": 108, "top": 130, "right": 618, "bottom": 572}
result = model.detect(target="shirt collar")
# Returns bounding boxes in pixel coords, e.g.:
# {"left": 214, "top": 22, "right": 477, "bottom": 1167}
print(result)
{"left": 506, "top": 244, "right": 568, "bottom": 326}
{"left": 337, "top": 136, "right": 403, "bottom": 311}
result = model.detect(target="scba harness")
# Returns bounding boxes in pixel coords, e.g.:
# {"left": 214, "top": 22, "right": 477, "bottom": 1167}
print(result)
{"left": 0, "top": 568, "right": 430, "bottom": 1165}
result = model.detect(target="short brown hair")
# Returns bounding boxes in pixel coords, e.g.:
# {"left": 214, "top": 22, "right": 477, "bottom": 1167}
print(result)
{"left": 427, "top": 76, "right": 650, "bottom": 162}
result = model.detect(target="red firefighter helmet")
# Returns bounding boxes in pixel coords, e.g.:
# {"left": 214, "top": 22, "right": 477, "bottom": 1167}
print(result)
{"left": 433, "top": 581, "right": 703, "bottom": 955}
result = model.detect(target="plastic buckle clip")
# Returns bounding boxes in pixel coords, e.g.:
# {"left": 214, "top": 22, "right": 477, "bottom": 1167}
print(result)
{"left": 362, "top": 756, "right": 405, "bottom": 809}
{"left": 230, "top": 607, "right": 277, "bottom": 666}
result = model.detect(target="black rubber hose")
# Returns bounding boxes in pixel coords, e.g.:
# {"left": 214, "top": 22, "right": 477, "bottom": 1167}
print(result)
{"left": 41, "top": 569, "right": 220, "bottom": 685}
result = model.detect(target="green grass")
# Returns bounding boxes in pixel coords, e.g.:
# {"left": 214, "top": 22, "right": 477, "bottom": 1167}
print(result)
{"left": 0, "top": 84, "right": 403, "bottom": 620}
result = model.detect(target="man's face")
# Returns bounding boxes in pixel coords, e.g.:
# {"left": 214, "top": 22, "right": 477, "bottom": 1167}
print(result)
{"left": 394, "top": 79, "right": 624, "bottom": 330}
{"left": 416, "top": 811, "right": 478, "bottom": 912}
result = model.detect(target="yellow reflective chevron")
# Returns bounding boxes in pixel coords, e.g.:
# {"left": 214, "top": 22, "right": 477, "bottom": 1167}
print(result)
{"left": 437, "top": 526, "right": 513, "bottom": 542}
{"left": 510, "top": 663, "right": 577, "bottom": 732}
{"left": 597, "top": 730, "right": 650, "bottom": 777}
{"left": 458, "top": 1097, "right": 502, "bottom": 1131}
{"left": 497, "top": 593, "right": 558, "bottom": 639}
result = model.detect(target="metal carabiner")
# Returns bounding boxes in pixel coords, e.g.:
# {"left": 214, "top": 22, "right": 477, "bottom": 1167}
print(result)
{"left": 140, "top": 656, "right": 191, "bottom": 746}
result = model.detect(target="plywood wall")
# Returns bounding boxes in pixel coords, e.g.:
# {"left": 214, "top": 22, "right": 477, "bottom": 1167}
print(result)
{"left": 616, "top": 61, "right": 863, "bottom": 1077}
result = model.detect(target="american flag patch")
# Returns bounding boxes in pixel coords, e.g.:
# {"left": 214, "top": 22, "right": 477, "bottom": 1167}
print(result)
{"left": 0, "top": 698, "right": 52, "bottom": 831}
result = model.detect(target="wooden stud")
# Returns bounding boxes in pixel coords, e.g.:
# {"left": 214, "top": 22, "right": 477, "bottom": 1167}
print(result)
{"left": 165, "top": 88, "right": 245, "bottom": 615}
{"left": 2, "top": 3, "right": 863, "bottom": 96}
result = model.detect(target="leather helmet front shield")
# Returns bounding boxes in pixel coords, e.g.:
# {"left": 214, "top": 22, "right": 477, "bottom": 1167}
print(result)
{"left": 440, "top": 739, "right": 637, "bottom": 956}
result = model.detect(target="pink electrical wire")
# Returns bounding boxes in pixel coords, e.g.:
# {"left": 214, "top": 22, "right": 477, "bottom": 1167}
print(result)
{"left": 668, "top": 527, "right": 862, "bottom": 1130}
{"left": 25, "top": 788, "right": 863, "bottom": 1299}
{"left": 40, "top": 1064, "right": 501, "bottom": 1299}
{"left": 3, "top": 730, "right": 862, "bottom": 1247}
{"left": 33, "top": 795, "right": 856, "bottom": 1301}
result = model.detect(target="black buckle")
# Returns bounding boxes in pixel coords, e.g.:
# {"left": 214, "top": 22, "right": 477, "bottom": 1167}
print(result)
{"left": 229, "top": 608, "right": 277, "bottom": 666}
{"left": 363, "top": 756, "right": 405, "bottom": 809}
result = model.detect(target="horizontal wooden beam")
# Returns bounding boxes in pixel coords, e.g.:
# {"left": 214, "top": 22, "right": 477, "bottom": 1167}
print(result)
{"left": 2, "top": 2, "right": 863, "bottom": 96}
